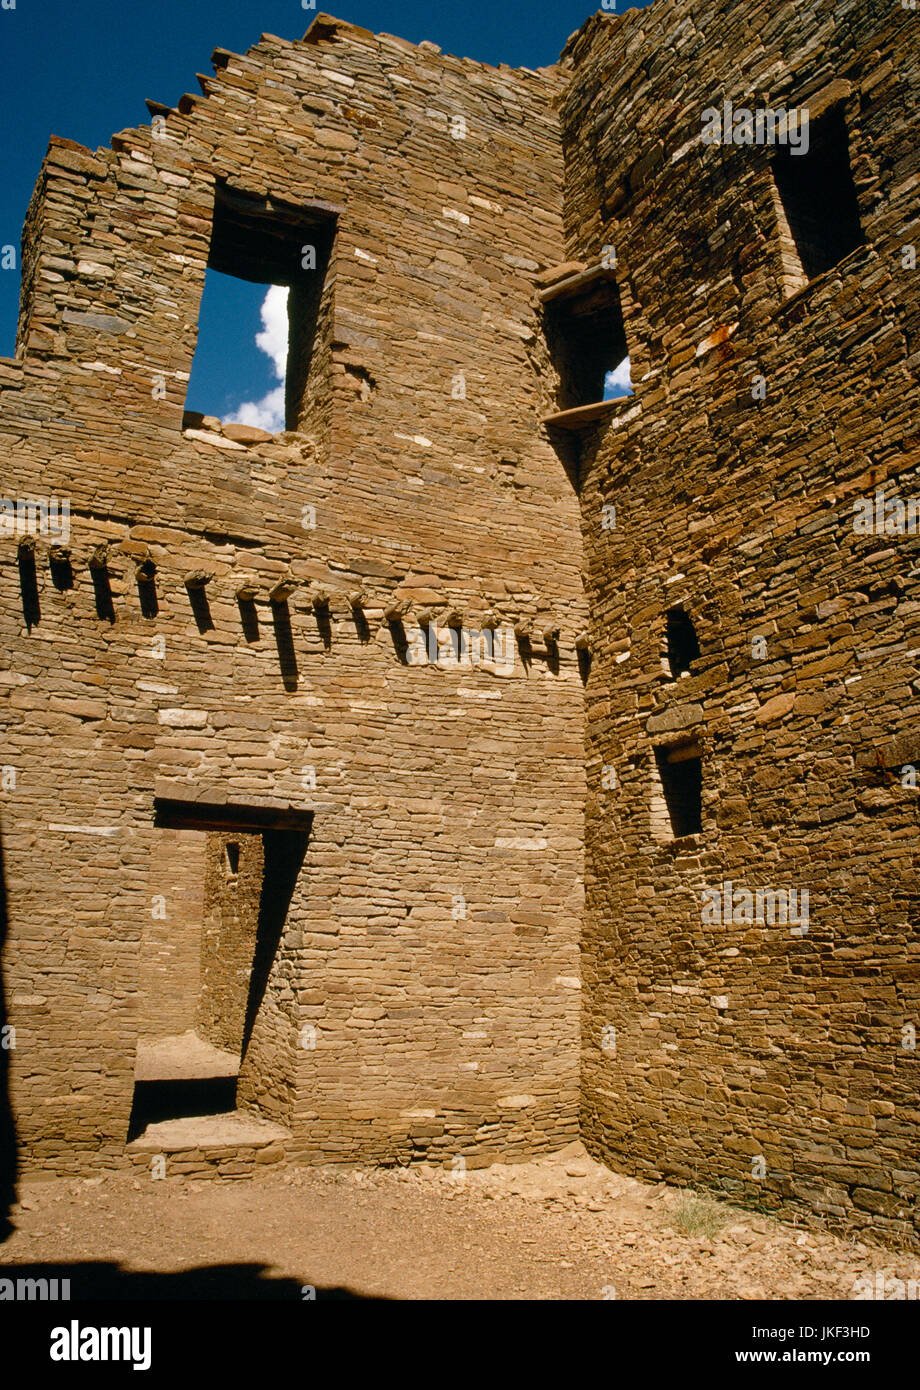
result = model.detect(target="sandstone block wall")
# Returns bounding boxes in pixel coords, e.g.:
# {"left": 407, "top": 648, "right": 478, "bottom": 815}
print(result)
{"left": 198, "top": 831, "right": 264, "bottom": 1056}
{"left": 0, "top": 15, "right": 585, "bottom": 1175}
{"left": 3, "top": 0, "right": 918, "bottom": 1249}
{"left": 563, "top": 0, "right": 920, "bottom": 1243}
{"left": 137, "top": 827, "right": 205, "bottom": 1040}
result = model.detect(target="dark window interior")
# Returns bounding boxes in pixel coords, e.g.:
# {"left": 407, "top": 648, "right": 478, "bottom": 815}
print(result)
{"left": 666, "top": 606, "right": 700, "bottom": 678}
{"left": 656, "top": 745, "right": 703, "bottom": 838}
{"left": 543, "top": 278, "right": 628, "bottom": 410}
{"left": 772, "top": 106, "right": 864, "bottom": 280}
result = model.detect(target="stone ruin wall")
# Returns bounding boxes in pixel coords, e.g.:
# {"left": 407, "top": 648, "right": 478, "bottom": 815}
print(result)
{"left": 137, "top": 827, "right": 204, "bottom": 1039}
{"left": 197, "top": 832, "right": 264, "bottom": 1057}
{"left": 1, "top": 0, "right": 919, "bottom": 1248}
{"left": 0, "top": 16, "right": 586, "bottom": 1175}
{"left": 564, "top": 0, "right": 920, "bottom": 1244}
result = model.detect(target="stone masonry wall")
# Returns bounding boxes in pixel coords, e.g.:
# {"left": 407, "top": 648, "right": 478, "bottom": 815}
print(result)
{"left": 0, "top": 15, "right": 585, "bottom": 1175}
{"left": 137, "top": 827, "right": 205, "bottom": 1040}
{"left": 197, "top": 831, "right": 263, "bottom": 1056}
{"left": 5, "top": 0, "right": 915, "bottom": 1249}
{"left": 563, "top": 0, "right": 920, "bottom": 1244}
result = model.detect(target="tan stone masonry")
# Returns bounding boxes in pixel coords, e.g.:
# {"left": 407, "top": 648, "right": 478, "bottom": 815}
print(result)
{"left": 1, "top": 0, "right": 919, "bottom": 1248}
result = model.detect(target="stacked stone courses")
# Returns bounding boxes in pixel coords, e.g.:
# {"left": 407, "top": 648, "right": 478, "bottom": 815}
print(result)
{"left": 0, "top": 14, "right": 584, "bottom": 1178}
{"left": 565, "top": 0, "right": 920, "bottom": 1246}
{"left": 0, "top": 0, "right": 918, "bottom": 1247}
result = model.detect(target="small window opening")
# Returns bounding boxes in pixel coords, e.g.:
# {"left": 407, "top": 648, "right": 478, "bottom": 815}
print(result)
{"left": 771, "top": 106, "right": 864, "bottom": 283}
{"left": 49, "top": 546, "right": 74, "bottom": 592}
{"left": 17, "top": 539, "right": 40, "bottom": 630}
{"left": 655, "top": 743, "right": 703, "bottom": 839}
{"left": 666, "top": 606, "right": 700, "bottom": 678}
{"left": 89, "top": 548, "right": 115, "bottom": 624}
{"left": 544, "top": 277, "right": 629, "bottom": 410}
{"left": 185, "top": 183, "right": 335, "bottom": 435}
{"left": 225, "top": 842, "right": 240, "bottom": 876}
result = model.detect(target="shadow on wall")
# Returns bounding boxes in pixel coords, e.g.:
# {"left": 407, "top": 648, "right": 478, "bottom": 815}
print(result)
{"left": 0, "top": 823, "right": 18, "bottom": 1242}
{"left": 241, "top": 828, "right": 310, "bottom": 1062}
{"left": 271, "top": 601, "right": 299, "bottom": 691}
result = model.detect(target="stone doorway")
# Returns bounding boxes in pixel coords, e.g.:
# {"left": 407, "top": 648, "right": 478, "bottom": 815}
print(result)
{"left": 129, "top": 801, "right": 310, "bottom": 1159}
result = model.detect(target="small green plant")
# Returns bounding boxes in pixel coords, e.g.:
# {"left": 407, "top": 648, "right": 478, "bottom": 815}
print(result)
{"left": 670, "top": 1190, "right": 728, "bottom": 1239}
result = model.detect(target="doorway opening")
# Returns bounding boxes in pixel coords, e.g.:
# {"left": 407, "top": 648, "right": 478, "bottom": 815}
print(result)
{"left": 130, "top": 801, "right": 310, "bottom": 1142}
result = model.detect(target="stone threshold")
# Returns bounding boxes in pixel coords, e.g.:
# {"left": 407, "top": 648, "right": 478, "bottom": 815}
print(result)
{"left": 127, "top": 1110, "right": 292, "bottom": 1179}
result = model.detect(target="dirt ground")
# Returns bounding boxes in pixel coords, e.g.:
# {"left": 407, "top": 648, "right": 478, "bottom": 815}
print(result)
{"left": 3, "top": 1142, "right": 919, "bottom": 1300}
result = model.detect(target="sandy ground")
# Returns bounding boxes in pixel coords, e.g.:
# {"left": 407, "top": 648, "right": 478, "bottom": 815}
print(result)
{"left": 3, "top": 1142, "right": 919, "bottom": 1300}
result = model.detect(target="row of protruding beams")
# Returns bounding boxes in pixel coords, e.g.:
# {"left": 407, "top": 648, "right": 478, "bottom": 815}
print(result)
{"left": 7, "top": 536, "right": 590, "bottom": 652}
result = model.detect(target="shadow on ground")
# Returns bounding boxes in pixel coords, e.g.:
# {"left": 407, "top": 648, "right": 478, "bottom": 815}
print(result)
{"left": 0, "top": 1259, "right": 386, "bottom": 1299}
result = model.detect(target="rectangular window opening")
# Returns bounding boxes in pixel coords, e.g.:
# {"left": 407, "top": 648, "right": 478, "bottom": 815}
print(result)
{"left": 771, "top": 106, "right": 864, "bottom": 286}
{"left": 543, "top": 276, "right": 630, "bottom": 411}
{"left": 654, "top": 743, "right": 703, "bottom": 839}
{"left": 184, "top": 183, "right": 336, "bottom": 435}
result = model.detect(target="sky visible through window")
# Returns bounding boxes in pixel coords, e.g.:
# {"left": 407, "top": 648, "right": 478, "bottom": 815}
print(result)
{"left": 186, "top": 275, "right": 289, "bottom": 432}
{"left": 0, "top": 0, "right": 653, "bottom": 399}
{"left": 604, "top": 358, "right": 633, "bottom": 400}
{"left": 191, "top": 287, "right": 631, "bottom": 430}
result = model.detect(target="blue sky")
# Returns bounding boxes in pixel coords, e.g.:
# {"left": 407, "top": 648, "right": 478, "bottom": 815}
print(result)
{"left": 0, "top": 0, "right": 650, "bottom": 419}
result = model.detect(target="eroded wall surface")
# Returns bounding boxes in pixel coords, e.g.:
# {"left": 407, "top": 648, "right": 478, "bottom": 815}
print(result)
{"left": 0, "top": 15, "right": 585, "bottom": 1173}
{"left": 137, "top": 826, "right": 205, "bottom": 1039}
{"left": 564, "top": 1, "right": 920, "bottom": 1243}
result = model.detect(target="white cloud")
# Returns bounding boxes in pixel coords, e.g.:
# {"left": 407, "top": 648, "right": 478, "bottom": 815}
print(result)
{"left": 603, "top": 355, "right": 633, "bottom": 400}
{"left": 232, "top": 384, "right": 286, "bottom": 433}
{"left": 255, "top": 284, "right": 290, "bottom": 378}
{"left": 226, "top": 285, "right": 289, "bottom": 433}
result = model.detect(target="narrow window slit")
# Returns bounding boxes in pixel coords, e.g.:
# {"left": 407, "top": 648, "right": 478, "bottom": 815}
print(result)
{"left": 18, "top": 539, "right": 40, "bottom": 629}
{"left": 772, "top": 105, "right": 864, "bottom": 285}
{"left": 666, "top": 606, "right": 700, "bottom": 678}
{"left": 654, "top": 743, "right": 703, "bottom": 839}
